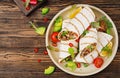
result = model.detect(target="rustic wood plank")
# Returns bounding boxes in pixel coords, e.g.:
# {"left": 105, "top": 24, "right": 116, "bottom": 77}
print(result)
{"left": 0, "top": 0, "right": 120, "bottom": 78}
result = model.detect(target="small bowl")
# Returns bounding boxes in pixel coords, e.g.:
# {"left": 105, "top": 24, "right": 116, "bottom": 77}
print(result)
{"left": 46, "top": 4, "right": 118, "bottom": 76}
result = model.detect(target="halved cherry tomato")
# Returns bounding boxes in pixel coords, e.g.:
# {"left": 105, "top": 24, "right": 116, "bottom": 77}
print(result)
{"left": 69, "top": 43, "right": 73, "bottom": 47}
{"left": 43, "top": 50, "right": 48, "bottom": 55}
{"left": 34, "top": 48, "right": 39, "bottom": 53}
{"left": 76, "top": 63, "right": 81, "bottom": 68}
{"left": 43, "top": 17, "right": 48, "bottom": 23}
{"left": 37, "top": 59, "right": 41, "bottom": 63}
{"left": 93, "top": 57, "right": 104, "bottom": 68}
{"left": 26, "top": 6, "right": 30, "bottom": 10}
{"left": 51, "top": 32, "right": 59, "bottom": 43}
{"left": 30, "top": 0, "right": 38, "bottom": 5}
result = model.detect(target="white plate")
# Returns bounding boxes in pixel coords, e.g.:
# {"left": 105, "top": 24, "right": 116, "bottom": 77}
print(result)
{"left": 46, "top": 4, "right": 118, "bottom": 76}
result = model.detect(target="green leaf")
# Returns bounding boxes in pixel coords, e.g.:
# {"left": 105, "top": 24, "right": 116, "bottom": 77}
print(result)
{"left": 41, "top": 7, "right": 50, "bottom": 15}
{"left": 61, "top": 31, "right": 68, "bottom": 36}
{"left": 44, "top": 66, "right": 55, "bottom": 75}
{"left": 65, "top": 61, "right": 77, "bottom": 71}
{"left": 83, "top": 63, "right": 89, "bottom": 67}
{"left": 55, "top": 16, "right": 63, "bottom": 23}
{"left": 99, "top": 16, "right": 113, "bottom": 29}
{"left": 47, "top": 45, "right": 59, "bottom": 52}
{"left": 81, "top": 30, "right": 89, "bottom": 37}
{"left": 29, "top": 21, "right": 46, "bottom": 35}
{"left": 35, "top": 27, "right": 46, "bottom": 35}
{"left": 53, "top": 16, "right": 63, "bottom": 32}
{"left": 87, "top": 45, "right": 94, "bottom": 52}
{"left": 25, "top": 0, "right": 30, "bottom": 7}
{"left": 68, "top": 48, "right": 75, "bottom": 59}
{"left": 91, "top": 22, "right": 100, "bottom": 29}
{"left": 106, "top": 28, "right": 111, "bottom": 34}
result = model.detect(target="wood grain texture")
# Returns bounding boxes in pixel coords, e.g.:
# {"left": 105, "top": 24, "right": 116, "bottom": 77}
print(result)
{"left": 0, "top": 0, "right": 120, "bottom": 78}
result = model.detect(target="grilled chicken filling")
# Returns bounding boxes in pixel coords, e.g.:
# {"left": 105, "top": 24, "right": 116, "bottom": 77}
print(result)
{"left": 58, "top": 31, "right": 78, "bottom": 41}
{"left": 80, "top": 43, "right": 97, "bottom": 57}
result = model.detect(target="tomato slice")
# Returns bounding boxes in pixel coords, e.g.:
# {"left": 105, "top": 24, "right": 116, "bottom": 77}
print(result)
{"left": 51, "top": 32, "right": 59, "bottom": 43}
{"left": 93, "top": 57, "right": 104, "bottom": 68}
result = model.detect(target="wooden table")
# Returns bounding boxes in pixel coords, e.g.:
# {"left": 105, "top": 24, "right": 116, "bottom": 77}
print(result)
{"left": 0, "top": 0, "right": 120, "bottom": 78}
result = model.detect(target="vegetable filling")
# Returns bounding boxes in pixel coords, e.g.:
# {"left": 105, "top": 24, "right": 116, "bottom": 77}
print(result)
{"left": 58, "top": 31, "right": 78, "bottom": 41}
{"left": 80, "top": 43, "right": 97, "bottom": 57}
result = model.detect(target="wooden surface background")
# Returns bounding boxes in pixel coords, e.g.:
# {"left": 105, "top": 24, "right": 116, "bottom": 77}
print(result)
{"left": 0, "top": 0, "right": 120, "bottom": 78}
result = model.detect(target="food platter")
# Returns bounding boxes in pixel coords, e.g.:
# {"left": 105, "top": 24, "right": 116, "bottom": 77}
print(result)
{"left": 46, "top": 4, "right": 118, "bottom": 76}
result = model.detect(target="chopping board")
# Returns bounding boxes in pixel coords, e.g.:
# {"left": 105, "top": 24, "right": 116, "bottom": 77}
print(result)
{"left": 14, "top": 0, "right": 47, "bottom": 16}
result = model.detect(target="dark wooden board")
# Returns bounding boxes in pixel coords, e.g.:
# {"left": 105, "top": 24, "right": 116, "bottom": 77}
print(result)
{"left": 0, "top": 0, "right": 120, "bottom": 78}
{"left": 13, "top": 0, "right": 47, "bottom": 16}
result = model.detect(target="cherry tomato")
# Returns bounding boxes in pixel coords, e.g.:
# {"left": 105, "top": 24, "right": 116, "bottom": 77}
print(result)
{"left": 44, "top": 50, "right": 48, "bottom": 55}
{"left": 93, "top": 57, "right": 104, "bottom": 68}
{"left": 51, "top": 32, "right": 59, "bottom": 43}
{"left": 30, "top": 0, "right": 38, "bottom": 5}
{"left": 76, "top": 63, "right": 81, "bottom": 68}
{"left": 37, "top": 59, "right": 41, "bottom": 63}
{"left": 26, "top": 6, "right": 30, "bottom": 10}
{"left": 43, "top": 17, "right": 48, "bottom": 23}
{"left": 34, "top": 48, "right": 39, "bottom": 53}
{"left": 69, "top": 43, "right": 73, "bottom": 47}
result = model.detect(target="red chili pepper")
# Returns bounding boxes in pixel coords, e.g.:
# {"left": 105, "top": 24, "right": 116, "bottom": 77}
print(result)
{"left": 43, "top": 50, "right": 48, "bottom": 55}
{"left": 76, "top": 63, "right": 81, "bottom": 68}
{"left": 43, "top": 17, "right": 48, "bottom": 23}
{"left": 52, "top": 42, "right": 57, "bottom": 47}
{"left": 26, "top": 6, "right": 30, "bottom": 10}
{"left": 37, "top": 59, "right": 41, "bottom": 63}
{"left": 87, "top": 25, "right": 91, "bottom": 30}
{"left": 69, "top": 43, "right": 73, "bottom": 47}
{"left": 34, "top": 48, "right": 39, "bottom": 53}
{"left": 30, "top": 0, "right": 37, "bottom": 5}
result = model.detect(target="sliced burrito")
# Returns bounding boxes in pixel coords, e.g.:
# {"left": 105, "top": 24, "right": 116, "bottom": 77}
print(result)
{"left": 57, "top": 6, "right": 96, "bottom": 63}
{"left": 58, "top": 40, "right": 78, "bottom": 62}
{"left": 58, "top": 22, "right": 79, "bottom": 62}
{"left": 62, "top": 6, "right": 95, "bottom": 36}
{"left": 75, "top": 31, "right": 113, "bottom": 64}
